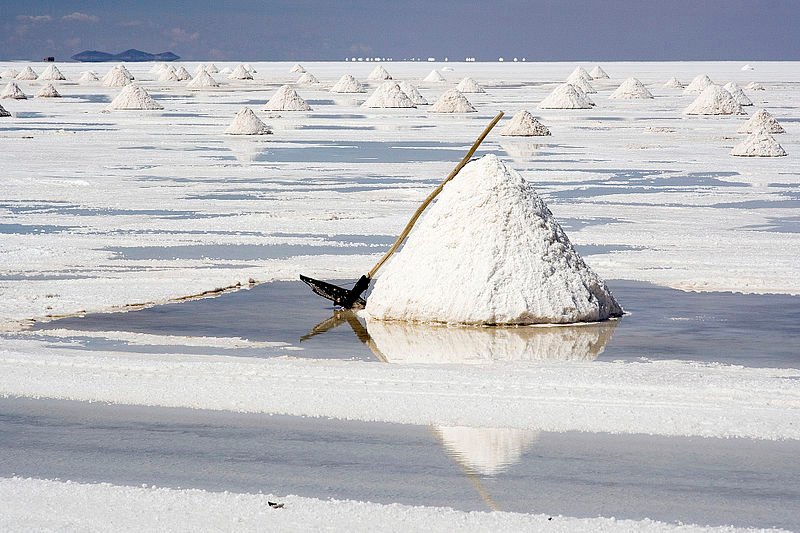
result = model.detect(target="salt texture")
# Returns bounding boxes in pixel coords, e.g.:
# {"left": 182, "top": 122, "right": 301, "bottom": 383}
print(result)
{"left": 746, "top": 82, "right": 765, "bottom": 91}
{"left": 367, "top": 65, "right": 392, "bottom": 80}
{"left": 264, "top": 84, "right": 312, "bottom": 111}
{"left": 738, "top": 108, "right": 784, "bottom": 134}
{"left": 609, "top": 77, "right": 653, "bottom": 99}
{"left": 295, "top": 72, "right": 319, "bottom": 85}
{"left": 362, "top": 82, "right": 416, "bottom": 108}
{"left": 38, "top": 64, "right": 66, "bottom": 81}
{"left": 539, "top": 83, "right": 592, "bottom": 109}
{"left": 1, "top": 68, "right": 19, "bottom": 79}
{"left": 366, "top": 154, "right": 622, "bottom": 325}
{"left": 115, "top": 64, "right": 134, "bottom": 80}
{"left": 572, "top": 84, "right": 596, "bottom": 106}
{"left": 684, "top": 85, "right": 745, "bottom": 115}
{"left": 229, "top": 64, "right": 253, "bottom": 80}
{"left": 568, "top": 74, "right": 596, "bottom": 94}
{"left": 290, "top": 63, "right": 306, "bottom": 73}
{"left": 15, "top": 66, "right": 38, "bottom": 81}
{"left": 683, "top": 74, "right": 714, "bottom": 94}
{"left": 500, "top": 110, "right": 550, "bottom": 136}
{"left": 1, "top": 82, "right": 27, "bottom": 99}
{"left": 456, "top": 77, "right": 485, "bottom": 93}
{"left": 397, "top": 81, "right": 428, "bottom": 105}
{"left": 103, "top": 67, "right": 131, "bottom": 88}
{"left": 589, "top": 65, "right": 610, "bottom": 79}
{"left": 0, "top": 102, "right": 10, "bottom": 117}
{"left": 731, "top": 132, "right": 786, "bottom": 157}
{"left": 158, "top": 66, "right": 179, "bottom": 82}
{"left": 567, "top": 66, "right": 592, "bottom": 84}
{"left": 724, "top": 81, "right": 753, "bottom": 106}
{"left": 35, "top": 84, "right": 61, "bottom": 98}
{"left": 186, "top": 70, "right": 219, "bottom": 89}
{"left": 107, "top": 84, "right": 163, "bottom": 110}
{"left": 430, "top": 89, "right": 476, "bottom": 113}
{"left": 423, "top": 69, "right": 446, "bottom": 82}
{"left": 224, "top": 107, "right": 272, "bottom": 135}
{"left": 174, "top": 66, "right": 192, "bottom": 81}
{"left": 329, "top": 74, "right": 364, "bottom": 93}
{"left": 663, "top": 77, "right": 684, "bottom": 88}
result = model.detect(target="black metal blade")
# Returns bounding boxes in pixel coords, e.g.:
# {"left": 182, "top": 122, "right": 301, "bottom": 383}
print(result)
{"left": 300, "top": 275, "right": 367, "bottom": 309}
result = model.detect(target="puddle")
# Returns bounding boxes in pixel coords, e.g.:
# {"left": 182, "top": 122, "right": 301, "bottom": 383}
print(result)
{"left": 743, "top": 215, "right": 800, "bottom": 233}
{"left": 0, "top": 223, "right": 76, "bottom": 234}
{"left": 250, "top": 140, "right": 477, "bottom": 163}
{"left": 105, "top": 243, "right": 383, "bottom": 261}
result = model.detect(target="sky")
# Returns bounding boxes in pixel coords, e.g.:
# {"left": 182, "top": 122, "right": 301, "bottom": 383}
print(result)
{"left": 2, "top": 0, "right": 800, "bottom": 62}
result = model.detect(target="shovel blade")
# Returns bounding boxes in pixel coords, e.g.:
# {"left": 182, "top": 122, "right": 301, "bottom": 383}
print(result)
{"left": 300, "top": 275, "right": 367, "bottom": 309}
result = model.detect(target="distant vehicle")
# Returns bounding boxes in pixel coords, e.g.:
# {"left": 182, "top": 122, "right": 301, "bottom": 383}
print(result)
{"left": 43, "top": 56, "right": 55, "bottom": 62}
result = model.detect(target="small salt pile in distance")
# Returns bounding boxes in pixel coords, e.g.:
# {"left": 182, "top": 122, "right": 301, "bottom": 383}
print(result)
{"left": 106, "top": 85, "right": 163, "bottom": 110}
{"left": 589, "top": 65, "right": 609, "bottom": 79}
{"left": 225, "top": 107, "right": 272, "bottom": 135}
{"left": 174, "top": 66, "right": 192, "bottom": 81}
{"left": 79, "top": 71, "right": 99, "bottom": 84}
{"left": 229, "top": 64, "right": 253, "bottom": 80}
{"left": 424, "top": 69, "right": 446, "bottom": 82}
{"left": 330, "top": 74, "right": 364, "bottom": 93}
{"left": 456, "top": 77, "right": 485, "bottom": 93}
{"left": 15, "top": 66, "right": 38, "bottom": 80}
{"left": 609, "top": 77, "right": 653, "bottom": 99}
{"left": 103, "top": 67, "right": 131, "bottom": 88}
{"left": 430, "top": 89, "right": 476, "bottom": 113}
{"left": 1, "top": 82, "right": 27, "bottom": 99}
{"left": 683, "top": 74, "right": 713, "bottom": 94}
{"left": 362, "top": 82, "right": 416, "bottom": 108}
{"left": 746, "top": 82, "right": 765, "bottom": 91}
{"left": 0, "top": 103, "right": 11, "bottom": 117}
{"left": 295, "top": 72, "right": 319, "bottom": 85}
{"left": 115, "top": 64, "right": 134, "bottom": 80}
{"left": 396, "top": 81, "right": 427, "bottom": 105}
{"left": 567, "top": 67, "right": 596, "bottom": 93}
{"left": 366, "top": 154, "right": 623, "bottom": 325}
{"left": 158, "top": 65, "right": 180, "bottom": 82}
{"left": 290, "top": 63, "right": 306, "bottom": 73}
{"left": 187, "top": 70, "right": 219, "bottom": 89}
{"left": 663, "top": 77, "right": 684, "bottom": 88}
{"left": 684, "top": 85, "right": 744, "bottom": 115}
{"left": 539, "top": 84, "right": 592, "bottom": 109}
{"left": 205, "top": 63, "right": 220, "bottom": 73}
{"left": 1, "top": 68, "right": 20, "bottom": 79}
{"left": 150, "top": 63, "right": 167, "bottom": 75}
{"left": 264, "top": 84, "right": 312, "bottom": 111}
{"left": 724, "top": 81, "right": 753, "bottom": 106}
{"left": 35, "top": 84, "right": 61, "bottom": 98}
{"left": 38, "top": 64, "right": 66, "bottom": 81}
{"left": 193, "top": 64, "right": 207, "bottom": 76}
{"left": 738, "top": 108, "right": 784, "bottom": 134}
{"left": 368, "top": 65, "right": 392, "bottom": 80}
{"left": 731, "top": 131, "right": 786, "bottom": 157}
{"left": 500, "top": 110, "right": 550, "bottom": 136}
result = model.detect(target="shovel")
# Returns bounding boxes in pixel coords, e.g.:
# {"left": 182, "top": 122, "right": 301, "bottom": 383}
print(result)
{"left": 301, "top": 111, "right": 504, "bottom": 309}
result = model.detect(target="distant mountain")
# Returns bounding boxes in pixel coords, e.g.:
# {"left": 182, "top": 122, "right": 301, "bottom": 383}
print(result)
{"left": 71, "top": 49, "right": 180, "bottom": 62}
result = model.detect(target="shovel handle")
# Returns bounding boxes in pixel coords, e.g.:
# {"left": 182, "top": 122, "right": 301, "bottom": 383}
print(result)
{"left": 367, "top": 111, "right": 504, "bottom": 279}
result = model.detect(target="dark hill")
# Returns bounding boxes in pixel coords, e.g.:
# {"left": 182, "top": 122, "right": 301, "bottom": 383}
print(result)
{"left": 71, "top": 49, "right": 180, "bottom": 62}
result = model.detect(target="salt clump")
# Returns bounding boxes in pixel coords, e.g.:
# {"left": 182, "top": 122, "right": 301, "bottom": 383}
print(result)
{"left": 78, "top": 71, "right": 99, "bottom": 84}
{"left": 500, "top": 110, "right": 550, "bottom": 136}
{"left": 103, "top": 67, "right": 132, "bottom": 88}
{"left": 1, "top": 82, "right": 27, "bottom": 99}
{"left": 0, "top": 103, "right": 10, "bottom": 117}
{"left": 424, "top": 69, "right": 446, "bottom": 82}
{"left": 362, "top": 82, "right": 416, "bottom": 108}
{"left": 368, "top": 65, "right": 392, "bottom": 80}
{"left": 186, "top": 70, "right": 219, "bottom": 89}
{"left": 738, "top": 108, "right": 784, "bottom": 134}
{"left": 229, "top": 64, "right": 253, "bottom": 80}
{"left": 174, "top": 66, "right": 192, "bottom": 81}
{"left": 456, "top": 77, "right": 485, "bottom": 93}
{"left": 38, "top": 64, "right": 66, "bottom": 81}
{"left": 539, "top": 84, "right": 592, "bottom": 109}
{"left": 398, "top": 81, "right": 427, "bottom": 105}
{"left": 295, "top": 72, "right": 319, "bottom": 85}
{"left": 107, "top": 85, "right": 163, "bottom": 110}
{"left": 290, "top": 63, "right": 306, "bottom": 73}
{"left": 430, "top": 89, "right": 476, "bottom": 113}
{"left": 330, "top": 74, "right": 364, "bottom": 93}
{"left": 1, "top": 68, "right": 19, "bottom": 79}
{"left": 683, "top": 74, "right": 713, "bottom": 94}
{"left": 15, "top": 66, "right": 38, "bottom": 80}
{"left": 724, "top": 81, "right": 753, "bottom": 106}
{"left": 684, "top": 85, "right": 744, "bottom": 115}
{"left": 264, "top": 84, "right": 312, "bottom": 111}
{"left": 589, "top": 66, "right": 609, "bottom": 79}
{"left": 366, "top": 154, "right": 623, "bottom": 325}
{"left": 225, "top": 107, "right": 272, "bottom": 135}
{"left": 746, "top": 82, "right": 765, "bottom": 91}
{"left": 731, "top": 132, "right": 786, "bottom": 157}
{"left": 609, "top": 77, "right": 653, "bottom": 99}
{"left": 663, "top": 77, "right": 684, "bottom": 88}
{"left": 35, "top": 84, "right": 61, "bottom": 98}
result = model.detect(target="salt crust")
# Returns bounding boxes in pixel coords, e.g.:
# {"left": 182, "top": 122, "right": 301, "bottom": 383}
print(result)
{"left": 264, "top": 84, "right": 312, "bottom": 111}
{"left": 295, "top": 72, "right": 319, "bottom": 85}
{"left": 107, "top": 85, "right": 163, "bottom": 110}
{"left": 731, "top": 132, "right": 786, "bottom": 157}
{"left": 366, "top": 154, "right": 622, "bottom": 325}
{"left": 589, "top": 65, "right": 609, "bottom": 79}
{"left": 500, "top": 110, "right": 551, "bottom": 136}
{"left": 397, "top": 81, "right": 427, "bottom": 104}
{"left": 429, "top": 89, "right": 476, "bottom": 113}
{"left": 186, "top": 70, "right": 219, "bottom": 89}
{"left": 663, "top": 76, "right": 684, "bottom": 88}
{"left": 35, "top": 84, "right": 61, "bottom": 98}
{"left": 684, "top": 85, "right": 744, "bottom": 115}
{"left": 330, "top": 74, "right": 364, "bottom": 93}
{"left": 38, "top": 64, "right": 66, "bottom": 81}
{"left": 738, "top": 108, "right": 784, "bottom": 134}
{"left": 609, "top": 77, "right": 653, "bottom": 99}
{"left": 15, "top": 66, "right": 38, "bottom": 80}
{"left": 424, "top": 69, "right": 446, "bottom": 82}
{"left": 1, "top": 82, "right": 27, "bottom": 99}
{"left": 683, "top": 74, "right": 713, "bottom": 94}
{"left": 103, "top": 67, "right": 131, "bottom": 88}
{"left": 724, "top": 81, "right": 753, "bottom": 106}
{"left": 539, "top": 83, "right": 592, "bottom": 109}
{"left": 362, "top": 82, "right": 415, "bottom": 108}
{"left": 229, "top": 64, "right": 253, "bottom": 80}
{"left": 456, "top": 76, "right": 485, "bottom": 93}
{"left": 224, "top": 107, "right": 272, "bottom": 135}
{"left": 290, "top": 63, "right": 306, "bottom": 73}
{"left": 0, "top": 103, "right": 10, "bottom": 117}
{"left": 367, "top": 65, "right": 392, "bottom": 80}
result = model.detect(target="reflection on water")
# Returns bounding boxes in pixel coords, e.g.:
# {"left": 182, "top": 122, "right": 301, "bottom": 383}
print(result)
{"left": 500, "top": 140, "right": 545, "bottom": 159}
{"left": 433, "top": 426, "right": 540, "bottom": 477}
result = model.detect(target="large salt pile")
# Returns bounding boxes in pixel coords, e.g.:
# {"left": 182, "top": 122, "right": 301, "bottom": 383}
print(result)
{"left": 724, "top": 81, "right": 753, "bottom": 106}
{"left": 589, "top": 65, "right": 610, "bottom": 79}
{"left": 398, "top": 81, "right": 428, "bottom": 105}
{"left": 229, "top": 64, "right": 253, "bottom": 80}
{"left": 731, "top": 132, "right": 786, "bottom": 157}
{"left": 330, "top": 74, "right": 364, "bottom": 93}
{"left": 290, "top": 63, "right": 306, "bottom": 73}
{"left": 1, "top": 68, "right": 19, "bottom": 79}
{"left": 38, "top": 64, "right": 66, "bottom": 81}
{"left": 368, "top": 65, "right": 392, "bottom": 80}
{"left": 158, "top": 66, "right": 179, "bottom": 82}
{"left": 663, "top": 77, "right": 684, "bottom": 88}
{"left": 684, "top": 85, "right": 744, "bottom": 115}
{"left": 78, "top": 71, "right": 99, "bottom": 84}
{"left": 1, "top": 82, "right": 27, "bottom": 99}
{"left": 738, "top": 108, "right": 784, "bottom": 134}
{"left": 746, "top": 82, "right": 765, "bottom": 91}
{"left": 456, "top": 77, "right": 485, "bottom": 93}
{"left": 609, "top": 77, "right": 653, "bottom": 99}
{"left": 430, "top": 89, "right": 476, "bottom": 113}
{"left": 295, "top": 72, "right": 319, "bottom": 85}
{"left": 500, "top": 110, "right": 550, "bottom": 136}
{"left": 0, "top": 102, "right": 10, "bottom": 117}
{"left": 15, "top": 66, "right": 38, "bottom": 80}
{"left": 366, "top": 154, "right": 622, "bottom": 325}
{"left": 264, "top": 84, "right": 312, "bottom": 111}
{"left": 35, "top": 84, "right": 61, "bottom": 98}
{"left": 362, "top": 82, "right": 416, "bottom": 108}
{"left": 186, "top": 70, "right": 219, "bottom": 89}
{"left": 225, "top": 107, "right": 272, "bottom": 135}
{"left": 107, "top": 85, "right": 163, "bottom": 110}
{"left": 103, "top": 67, "right": 132, "bottom": 88}
{"left": 539, "top": 84, "right": 592, "bottom": 109}
{"left": 683, "top": 74, "right": 713, "bottom": 94}
{"left": 424, "top": 69, "right": 446, "bottom": 82}
{"left": 174, "top": 66, "right": 192, "bottom": 81}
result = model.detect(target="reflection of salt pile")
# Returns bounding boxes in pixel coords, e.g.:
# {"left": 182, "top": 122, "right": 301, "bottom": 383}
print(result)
{"left": 500, "top": 110, "right": 550, "bottom": 136}
{"left": 500, "top": 140, "right": 544, "bottom": 159}
{"left": 539, "top": 84, "right": 592, "bottom": 109}
{"left": 330, "top": 74, "right": 364, "bottom": 93}
{"left": 366, "top": 155, "right": 622, "bottom": 325}
{"left": 684, "top": 85, "right": 744, "bottom": 115}
{"left": 35, "top": 84, "right": 61, "bottom": 98}
{"left": 78, "top": 71, "right": 99, "bottom": 84}
{"left": 38, "top": 64, "right": 66, "bottom": 81}
{"left": 738, "top": 108, "right": 784, "bottom": 134}
{"left": 424, "top": 69, "right": 446, "bottom": 82}
{"left": 229, "top": 64, "right": 253, "bottom": 80}
{"left": 456, "top": 77, "right": 485, "bottom": 93}
{"left": 103, "top": 67, "right": 131, "bottom": 88}
{"left": 225, "top": 107, "right": 272, "bottom": 135}
{"left": 430, "top": 89, "right": 476, "bottom": 113}
{"left": 174, "top": 66, "right": 192, "bottom": 81}
{"left": 362, "top": 82, "right": 416, "bottom": 108}
{"left": 186, "top": 70, "right": 219, "bottom": 89}
{"left": 290, "top": 63, "right": 306, "bottom": 73}
{"left": 368, "top": 65, "right": 392, "bottom": 80}
{"left": 398, "top": 81, "right": 427, "bottom": 105}
{"left": 1, "top": 82, "right": 27, "bottom": 99}
{"left": 746, "top": 82, "right": 765, "bottom": 91}
{"left": 264, "top": 84, "right": 312, "bottom": 111}
{"left": 1, "top": 68, "right": 20, "bottom": 79}
{"left": 589, "top": 65, "right": 609, "bottom": 79}
{"left": 724, "top": 81, "right": 753, "bottom": 106}
{"left": 107, "top": 85, "right": 163, "bottom": 110}
{"left": 609, "top": 77, "right": 653, "bottom": 99}
{"left": 683, "top": 74, "right": 713, "bottom": 94}
{"left": 663, "top": 77, "right": 684, "bottom": 88}
{"left": 295, "top": 72, "right": 319, "bottom": 85}
{"left": 731, "top": 132, "right": 786, "bottom": 157}
{"left": 434, "top": 426, "right": 540, "bottom": 476}
{"left": 15, "top": 66, "right": 38, "bottom": 80}
{"left": 0, "top": 103, "right": 10, "bottom": 117}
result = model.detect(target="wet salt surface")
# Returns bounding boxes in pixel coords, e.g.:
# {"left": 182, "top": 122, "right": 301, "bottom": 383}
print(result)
{"left": 1, "top": 397, "right": 797, "bottom": 530}
{"left": 32, "top": 280, "right": 800, "bottom": 368}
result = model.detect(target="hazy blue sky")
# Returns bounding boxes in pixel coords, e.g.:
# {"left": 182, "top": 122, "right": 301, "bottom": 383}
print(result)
{"left": 3, "top": 0, "right": 799, "bottom": 61}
